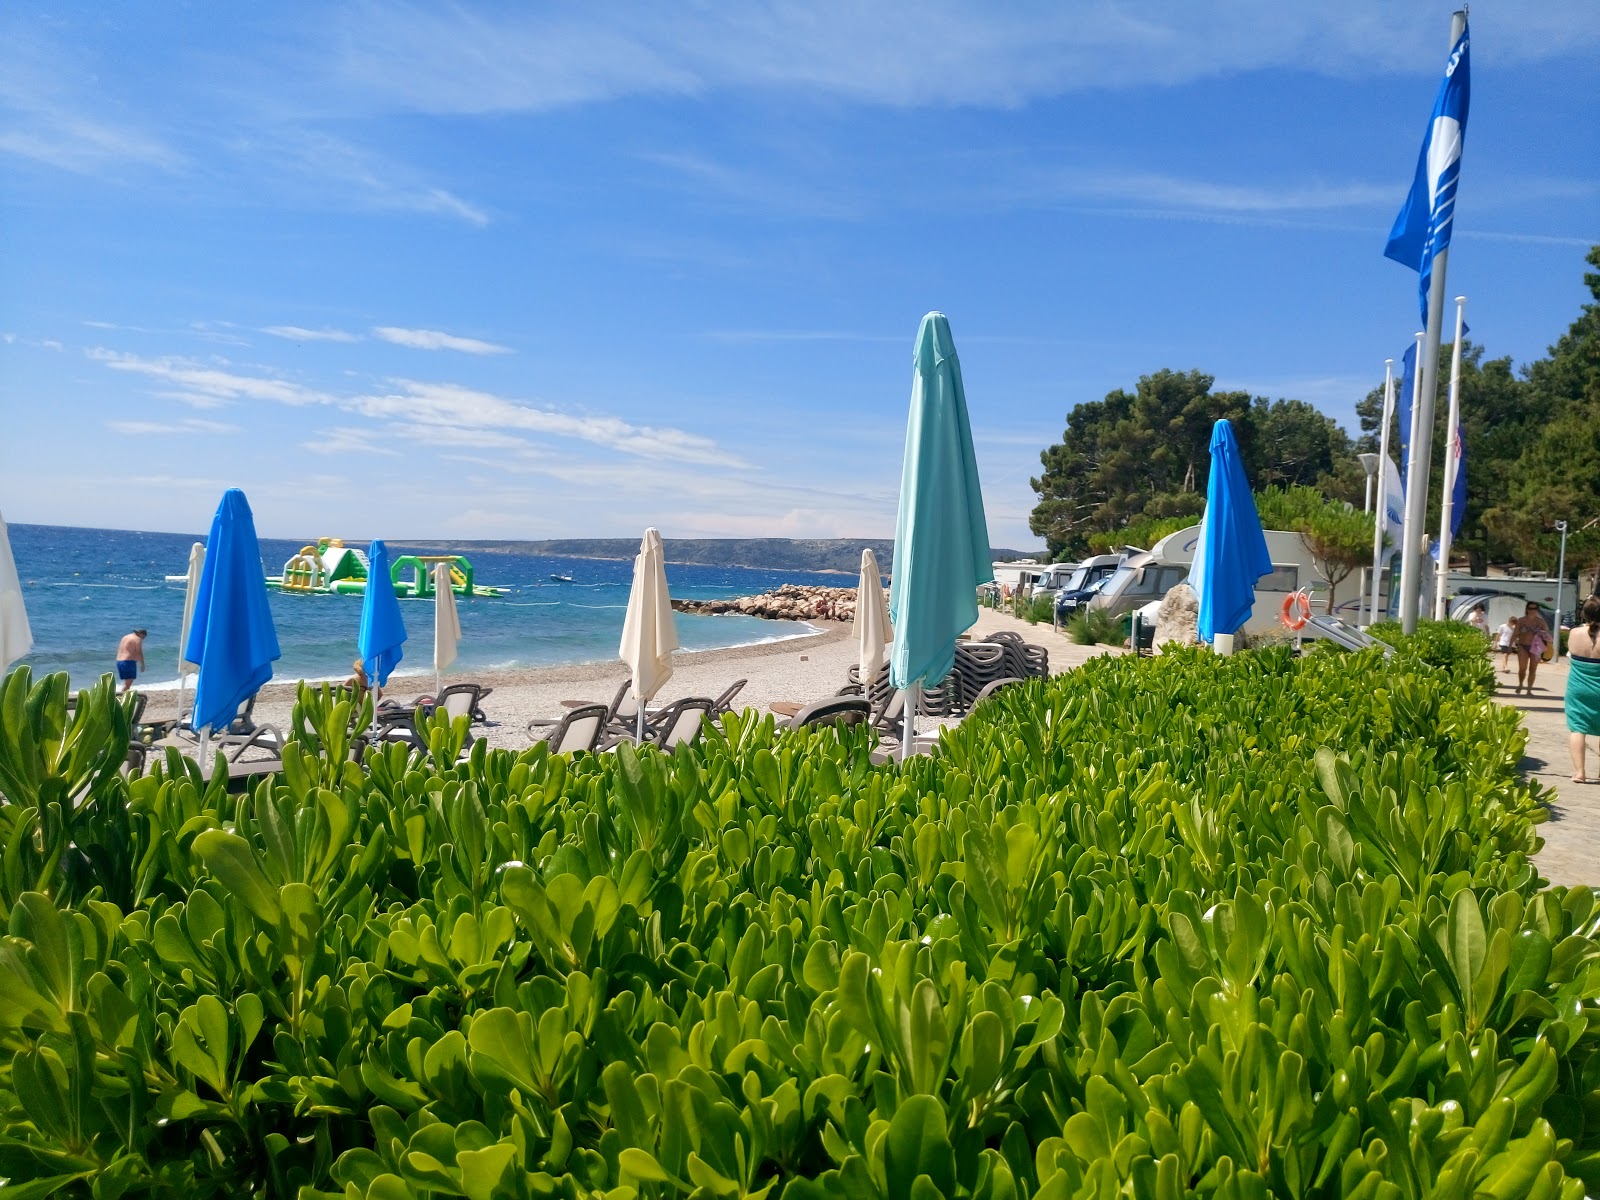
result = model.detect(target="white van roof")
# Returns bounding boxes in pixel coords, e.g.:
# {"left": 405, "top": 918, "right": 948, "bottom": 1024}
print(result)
{"left": 1149, "top": 524, "right": 1316, "bottom": 569}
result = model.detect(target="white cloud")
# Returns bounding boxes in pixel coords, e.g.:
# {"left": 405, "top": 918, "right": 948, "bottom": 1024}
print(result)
{"left": 263, "top": 325, "right": 362, "bottom": 343}
{"left": 373, "top": 327, "right": 512, "bottom": 355}
{"left": 87, "top": 348, "right": 336, "bottom": 407}
{"left": 0, "top": 36, "right": 180, "bottom": 174}
{"left": 302, "top": 427, "right": 399, "bottom": 456}
{"left": 230, "top": 128, "right": 491, "bottom": 226}
{"left": 352, "top": 380, "right": 744, "bottom": 466}
{"left": 322, "top": 3, "right": 1600, "bottom": 114}
{"left": 107, "top": 417, "right": 241, "bottom": 436}
{"left": 87, "top": 348, "right": 743, "bottom": 468}
{"left": 1016, "top": 169, "right": 1396, "bottom": 214}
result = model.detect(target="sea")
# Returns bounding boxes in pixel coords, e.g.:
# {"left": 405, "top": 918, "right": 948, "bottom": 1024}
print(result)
{"left": 9, "top": 524, "right": 844, "bottom": 691}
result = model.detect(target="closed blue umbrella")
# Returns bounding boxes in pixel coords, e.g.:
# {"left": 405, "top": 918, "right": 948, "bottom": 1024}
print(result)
{"left": 186, "top": 489, "right": 280, "bottom": 734}
{"left": 359, "top": 540, "right": 407, "bottom": 688}
{"left": 889, "top": 312, "right": 993, "bottom": 751}
{"left": 1191, "top": 419, "right": 1272, "bottom": 646}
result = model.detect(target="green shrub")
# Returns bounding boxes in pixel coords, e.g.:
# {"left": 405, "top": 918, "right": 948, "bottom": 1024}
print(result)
{"left": 1024, "top": 594, "right": 1054, "bottom": 625}
{"left": 1371, "top": 617, "right": 1497, "bottom": 694}
{"left": 0, "top": 643, "right": 1592, "bottom": 1200}
{"left": 1066, "top": 607, "right": 1125, "bottom": 645}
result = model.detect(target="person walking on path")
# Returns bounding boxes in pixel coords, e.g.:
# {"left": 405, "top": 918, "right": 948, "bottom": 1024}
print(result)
{"left": 1495, "top": 617, "right": 1516, "bottom": 672}
{"left": 115, "top": 629, "right": 147, "bottom": 694}
{"left": 1566, "top": 595, "right": 1600, "bottom": 783}
{"left": 1514, "top": 602, "right": 1552, "bottom": 696}
{"left": 1467, "top": 607, "right": 1489, "bottom": 638}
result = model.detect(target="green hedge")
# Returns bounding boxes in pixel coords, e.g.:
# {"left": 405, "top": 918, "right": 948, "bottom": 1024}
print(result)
{"left": 0, "top": 635, "right": 1593, "bottom": 1200}
{"left": 1368, "top": 619, "right": 1497, "bottom": 695}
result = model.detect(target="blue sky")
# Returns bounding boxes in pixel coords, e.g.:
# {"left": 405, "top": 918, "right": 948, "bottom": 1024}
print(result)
{"left": 2, "top": 3, "right": 1596, "bottom": 549}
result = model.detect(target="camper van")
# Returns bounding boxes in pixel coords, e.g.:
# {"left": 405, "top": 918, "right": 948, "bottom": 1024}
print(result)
{"left": 1045, "top": 553, "right": 1124, "bottom": 614}
{"left": 1087, "top": 524, "right": 1374, "bottom": 635}
{"left": 1447, "top": 575, "right": 1567, "bottom": 619}
{"left": 991, "top": 560, "right": 1049, "bottom": 595}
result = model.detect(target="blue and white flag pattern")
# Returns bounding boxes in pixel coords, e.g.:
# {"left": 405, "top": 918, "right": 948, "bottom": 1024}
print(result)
{"left": 1396, "top": 341, "right": 1418, "bottom": 488}
{"left": 1384, "top": 23, "right": 1470, "bottom": 325}
{"left": 1379, "top": 454, "right": 1405, "bottom": 565}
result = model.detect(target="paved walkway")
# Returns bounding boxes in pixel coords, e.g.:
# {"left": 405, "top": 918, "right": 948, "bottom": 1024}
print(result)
{"left": 1494, "top": 658, "right": 1600, "bottom": 887}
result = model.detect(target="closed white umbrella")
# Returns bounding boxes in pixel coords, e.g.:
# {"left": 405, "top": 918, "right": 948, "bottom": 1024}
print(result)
{"left": 175, "top": 541, "right": 205, "bottom": 722}
{"left": 0, "top": 510, "right": 32, "bottom": 674}
{"left": 618, "top": 528, "right": 679, "bottom": 742}
{"left": 854, "top": 548, "right": 892, "bottom": 685}
{"left": 433, "top": 562, "right": 460, "bottom": 695}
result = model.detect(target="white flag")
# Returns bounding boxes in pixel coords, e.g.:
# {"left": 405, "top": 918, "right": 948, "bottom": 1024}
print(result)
{"left": 1379, "top": 455, "right": 1406, "bottom": 564}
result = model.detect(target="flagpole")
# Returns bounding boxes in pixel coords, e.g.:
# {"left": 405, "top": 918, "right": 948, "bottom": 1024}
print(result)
{"left": 1398, "top": 7, "right": 1468, "bottom": 634}
{"left": 1369, "top": 358, "right": 1395, "bottom": 623}
{"left": 1357, "top": 464, "right": 1372, "bottom": 626}
{"left": 1433, "top": 296, "right": 1468, "bottom": 619}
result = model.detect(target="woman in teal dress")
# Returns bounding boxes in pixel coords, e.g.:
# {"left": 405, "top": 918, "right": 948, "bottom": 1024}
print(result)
{"left": 1568, "top": 595, "right": 1600, "bottom": 783}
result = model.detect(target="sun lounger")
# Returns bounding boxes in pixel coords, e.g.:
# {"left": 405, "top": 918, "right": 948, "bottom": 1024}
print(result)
{"left": 969, "top": 676, "right": 1024, "bottom": 709}
{"left": 375, "top": 682, "right": 487, "bottom": 729}
{"left": 787, "top": 695, "right": 872, "bottom": 731}
{"left": 529, "top": 703, "right": 609, "bottom": 755}
{"left": 604, "top": 697, "right": 717, "bottom": 752}
{"left": 869, "top": 689, "right": 906, "bottom": 740}
{"left": 176, "top": 694, "right": 284, "bottom": 759}
{"left": 373, "top": 682, "right": 490, "bottom": 751}
{"left": 710, "top": 678, "right": 748, "bottom": 716}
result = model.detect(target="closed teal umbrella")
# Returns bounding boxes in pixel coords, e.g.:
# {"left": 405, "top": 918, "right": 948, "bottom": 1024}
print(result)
{"left": 889, "top": 312, "right": 993, "bottom": 752}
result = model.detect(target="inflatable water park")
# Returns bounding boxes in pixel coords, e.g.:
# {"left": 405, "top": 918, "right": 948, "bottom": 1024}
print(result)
{"left": 165, "top": 537, "right": 507, "bottom": 596}
{"left": 264, "top": 538, "right": 506, "bottom": 597}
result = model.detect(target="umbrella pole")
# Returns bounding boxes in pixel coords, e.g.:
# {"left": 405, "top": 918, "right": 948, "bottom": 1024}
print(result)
{"left": 901, "top": 682, "right": 920, "bottom": 762}
{"left": 637, "top": 704, "right": 647, "bottom": 744}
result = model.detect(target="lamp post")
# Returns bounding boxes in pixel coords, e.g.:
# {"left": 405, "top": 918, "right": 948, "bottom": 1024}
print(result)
{"left": 1554, "top": 520, "right": 1569, "bottom": 659}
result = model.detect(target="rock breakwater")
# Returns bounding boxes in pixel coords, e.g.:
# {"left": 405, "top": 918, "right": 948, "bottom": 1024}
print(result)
{"left": 672, "top": 583, "right": 880, "bottom": 622}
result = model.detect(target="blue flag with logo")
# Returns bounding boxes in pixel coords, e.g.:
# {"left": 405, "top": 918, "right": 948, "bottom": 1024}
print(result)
{"left": 1396, "top": 341, "right": 1418, "bottom": 489}
{"left": 1384, "top": 22, "right": 1470, "bottom": 326}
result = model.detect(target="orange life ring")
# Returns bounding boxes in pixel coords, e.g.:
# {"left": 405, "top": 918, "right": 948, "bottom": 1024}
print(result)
{"left": 1280, "top": 590, "right": 1312, "bottom": 632}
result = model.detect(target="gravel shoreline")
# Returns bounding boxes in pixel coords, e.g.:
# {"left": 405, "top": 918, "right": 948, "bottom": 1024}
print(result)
{"left": 139, "top": 609, "right": 1115, "bottom": 752}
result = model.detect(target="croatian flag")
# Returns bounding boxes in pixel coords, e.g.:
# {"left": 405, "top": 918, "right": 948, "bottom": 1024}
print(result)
{"left": 1383, "top": 22, "right": 1470, "bottom": 325}
{"left": 1447, "top": 423, "right": 1467, "bottom": 539}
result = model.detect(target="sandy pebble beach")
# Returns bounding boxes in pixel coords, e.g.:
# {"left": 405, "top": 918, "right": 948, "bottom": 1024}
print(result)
{"left": 141, "top": 608, "right": 1123, "bottom": 752}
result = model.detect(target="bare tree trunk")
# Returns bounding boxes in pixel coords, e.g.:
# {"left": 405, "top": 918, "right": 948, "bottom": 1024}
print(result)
{"left": 1324, "top": 569, "right": 1354, "bottom": 614}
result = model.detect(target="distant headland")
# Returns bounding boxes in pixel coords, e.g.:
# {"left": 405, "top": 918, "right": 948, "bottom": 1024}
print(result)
{"left": 404, "top": 537, "right": 1044, "bottom": 574}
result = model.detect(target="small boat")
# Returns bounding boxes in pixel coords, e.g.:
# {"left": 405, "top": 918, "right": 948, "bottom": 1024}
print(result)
{"left": 549, "top": 573, "right": 574, "bottom": 583}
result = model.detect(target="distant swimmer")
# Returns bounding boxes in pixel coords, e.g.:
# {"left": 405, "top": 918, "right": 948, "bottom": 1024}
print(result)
{"left": 116, "top": 629, "right": 147, "bottom": 693}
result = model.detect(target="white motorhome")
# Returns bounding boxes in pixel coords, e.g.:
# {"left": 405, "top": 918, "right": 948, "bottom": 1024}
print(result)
{"left": 1089, "top": 524, "right": 1378, "bottom": 634}
{"left": 991, "top": 560, "right": 1049, "bottom": 593}
{"left": 1447, "top": 573, "right": 1566, "bottom": 614}
{"left": 1036, "top": 553, "right": 1122, "bottom": 600}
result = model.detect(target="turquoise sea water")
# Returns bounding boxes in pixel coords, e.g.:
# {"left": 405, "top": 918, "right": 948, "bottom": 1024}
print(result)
{"left": 9, "top": 524, "right": 838, "bottom": 690}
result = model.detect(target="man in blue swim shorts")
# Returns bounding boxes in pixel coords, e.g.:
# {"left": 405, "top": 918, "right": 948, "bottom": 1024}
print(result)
{"left": 116, "top": 628, "right": 147, "bottom": 694}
